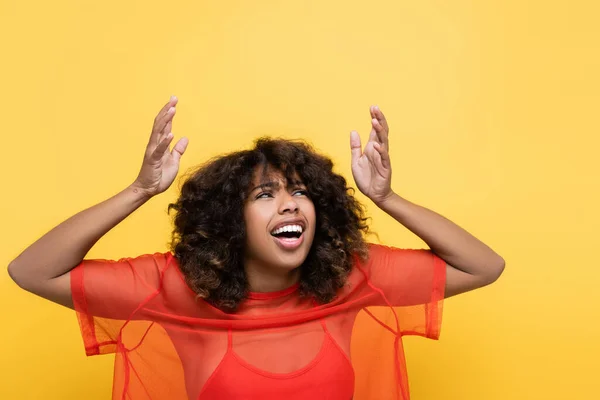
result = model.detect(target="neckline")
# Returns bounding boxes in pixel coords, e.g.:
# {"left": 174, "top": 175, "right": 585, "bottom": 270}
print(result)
{"left": 247, "top": 283, "right": 300, "bottom": 300}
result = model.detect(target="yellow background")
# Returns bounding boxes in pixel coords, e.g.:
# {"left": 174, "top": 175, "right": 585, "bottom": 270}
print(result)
{"left": 1, "top": 1, "right": 598, "bottom": 399}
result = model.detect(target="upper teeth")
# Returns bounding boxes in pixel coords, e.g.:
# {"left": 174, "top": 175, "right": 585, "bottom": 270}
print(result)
{"left": 272, "top": 224, "right": 303, "bottom": 235}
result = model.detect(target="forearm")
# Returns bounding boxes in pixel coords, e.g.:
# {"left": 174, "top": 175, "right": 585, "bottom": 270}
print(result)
{"left": 376, "top": 192, "right": 505, "bottom": 279}
{"left": 8, "top": 184, "right": 150, "bottom": 287}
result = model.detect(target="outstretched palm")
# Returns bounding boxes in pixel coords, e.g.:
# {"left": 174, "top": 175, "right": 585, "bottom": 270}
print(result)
{"left": 134, "top": 97, "right": 189, "bottom": 197}
{"left": 350, "top": 106, "right": 393, "bottom": 204}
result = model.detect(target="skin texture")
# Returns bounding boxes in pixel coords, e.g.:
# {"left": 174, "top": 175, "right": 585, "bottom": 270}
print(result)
{"left": 349, "top": 105, "right": 505, "bottom": 297}
{"left": 168, "top": 137, "right": 369, "bottom": 310}
{"left": 7, "top": 97, "right": 185, "bottom": 309}
{"left": 7, "top": 97, "right": 504, "bottom": 311}
{"left": 243, "top": 169, "right": 317, "bottom": 293}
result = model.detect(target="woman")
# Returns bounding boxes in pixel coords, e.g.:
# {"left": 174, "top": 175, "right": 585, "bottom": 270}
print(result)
{"left": 8, "top": 96, "right": 504, "bottom": 400}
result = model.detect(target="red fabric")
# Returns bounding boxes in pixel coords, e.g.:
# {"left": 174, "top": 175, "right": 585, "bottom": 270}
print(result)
{"left": 71, "top": 244, "right": 446, "bottom": 400}
{"left": 198, "top": 324, "right": 354, "bottom": 399}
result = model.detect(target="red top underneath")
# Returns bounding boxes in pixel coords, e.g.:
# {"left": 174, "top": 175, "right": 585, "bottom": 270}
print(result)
{"left": 199, "top": 326, "right": 354, "bottom": 399}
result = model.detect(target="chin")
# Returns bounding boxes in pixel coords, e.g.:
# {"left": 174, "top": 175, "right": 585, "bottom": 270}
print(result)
{"left": 271, "top": 253, "right": 309, "bottom": 271}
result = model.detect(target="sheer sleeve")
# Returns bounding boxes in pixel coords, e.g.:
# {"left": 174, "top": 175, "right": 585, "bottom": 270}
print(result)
{"left": 70, "top": 253, "right": 170, "bottom": 356}
{"left": 361, "top": 243, "right": 446, "bottom": 339}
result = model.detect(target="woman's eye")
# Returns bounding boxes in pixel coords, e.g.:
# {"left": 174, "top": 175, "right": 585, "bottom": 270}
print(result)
{"left": 256, "top": 192, "right": 273, "bottom": 199}
{"left": 293, "top": 190, "right": 308, "bottom": 196}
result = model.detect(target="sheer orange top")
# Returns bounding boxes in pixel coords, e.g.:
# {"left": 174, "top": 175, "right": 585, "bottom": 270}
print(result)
{"left": 71, "top": 244, "right": 446, "bottom": 399}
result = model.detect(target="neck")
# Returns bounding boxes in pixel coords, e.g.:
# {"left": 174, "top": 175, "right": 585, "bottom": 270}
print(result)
{"left": 244, "top": 261, "right": 300, "bottom": 293}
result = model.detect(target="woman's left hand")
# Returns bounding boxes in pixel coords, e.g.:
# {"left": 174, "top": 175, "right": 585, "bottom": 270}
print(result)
{"left": 350, "top": 105, "right": 394, "bottom": 205}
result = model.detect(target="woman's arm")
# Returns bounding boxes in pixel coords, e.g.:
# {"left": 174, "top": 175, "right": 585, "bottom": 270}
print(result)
{"left": 8, "top": 187, "right": 150, "bottom": 308}
{"left": 350, "top": 105, "right": 504, "bottom": 298}
{"left": 374, "top": 193, "right": 504, "bottom": 297}
{"left": 7, "top": 96, "right": 188, "bottom": 308}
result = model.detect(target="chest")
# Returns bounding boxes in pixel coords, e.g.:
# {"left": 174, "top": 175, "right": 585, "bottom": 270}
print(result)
{"left": 166, "top": 314, "right": 358, "bottom": 399}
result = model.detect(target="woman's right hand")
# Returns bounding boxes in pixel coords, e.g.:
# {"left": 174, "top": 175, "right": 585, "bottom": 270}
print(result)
{"left": 133, "top": 96, "right": 189, "bottom": 197}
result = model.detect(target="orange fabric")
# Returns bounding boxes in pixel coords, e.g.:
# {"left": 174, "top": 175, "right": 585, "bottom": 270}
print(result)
{"left": 71, "top": 244, "right": 446, "bottom": 400}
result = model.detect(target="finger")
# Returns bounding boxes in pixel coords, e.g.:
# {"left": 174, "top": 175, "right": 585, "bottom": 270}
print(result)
{"left": 153, "top": 96, "right": 178, "bottom": 130}
{"left": 162, "top": 99, "right": 177, "bottom": 137}
{"left": 150, "top": 97, "right": 178, "bottom": 142}
{"left": 163, "top": 119, "right": 173, "bottom": 137}
{"left": 170, "top": 137, "right": 189, "bottom": 164}
{"left": 368, "top": 128, "right": 378, "bottom": 143}
{"left": 349, "top": 131, "right": 362, "bottom": 166}
{"left": 372, "top": 105, "right": 389, "bottom": 134}
{"left": 371, "top": 118, "right": 389, "bottom": 148}
{"left": 364, "top": 145, "right": 377, "bottom": 166}
{"left": 368, "top": 106, "right": 378, "bottom": 143}
{"left": 372, "top": 149, "right": 387, "bottom": 177}
{"left": 373, "top": 141, "right": 391, "bottom": 170}
{"left": 149, "top": 107, "right": 176, "bottom": 145}
{"left": 150, "top": 132, "right": 174, "bottom": 162}
{"left": 150, "top": 107, "right": 176, "bottom": 145}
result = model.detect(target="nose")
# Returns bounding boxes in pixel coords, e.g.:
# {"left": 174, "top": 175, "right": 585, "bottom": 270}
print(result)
{"left": 278, "top": 192, "right": 299, "bottom": 214}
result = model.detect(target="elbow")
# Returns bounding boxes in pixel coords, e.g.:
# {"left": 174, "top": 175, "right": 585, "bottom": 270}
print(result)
{"left": 7, "top": 261, "right": 22, "bottom": 287}
{"left": 484, "top": 256, "right": 506, "bottom": 285}
{"left": 7, "top": 261, "right": 32, "bottom": 291}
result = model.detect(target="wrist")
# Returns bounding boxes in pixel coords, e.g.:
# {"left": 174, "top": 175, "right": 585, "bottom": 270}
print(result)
{"left": 128, "top": 182, "right": 154, "bottom": 203}
{"left": 373, "top": 191, "right": 415, "bottom": 219}
{"left": 371, "top": 190, "right": 399, "bottom": 209}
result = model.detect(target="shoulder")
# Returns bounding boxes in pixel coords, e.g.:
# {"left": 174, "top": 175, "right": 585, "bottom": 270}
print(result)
{"left": 356, "top": 243, "right": 423, "bottom": 267}
{"left": 352, "top": 243, "right": 440, "bottom": 280}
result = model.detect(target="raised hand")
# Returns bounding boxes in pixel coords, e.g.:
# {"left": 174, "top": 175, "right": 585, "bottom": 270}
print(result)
{"left": 133, "top": 96, "right": 189, "bottom": 197}
{"left": 349, "top": 105, "right": 393, "bottom": 204}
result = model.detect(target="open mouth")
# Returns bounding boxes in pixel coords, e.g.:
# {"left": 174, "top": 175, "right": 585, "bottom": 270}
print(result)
{"left": 270, "top": 224, "right": 304, "bottom": 249}
{"left": 270, "top": 224, "right": 303, "bottom": 239}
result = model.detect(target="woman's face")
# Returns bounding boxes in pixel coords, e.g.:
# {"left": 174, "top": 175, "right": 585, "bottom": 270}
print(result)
{"left": 243, "top": 168, "right": 316, "bottom": 274}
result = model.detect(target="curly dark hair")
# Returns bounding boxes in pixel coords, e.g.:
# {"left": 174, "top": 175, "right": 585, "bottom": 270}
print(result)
{"left": 168, "top": 138, "right": 369, "bottom": 311}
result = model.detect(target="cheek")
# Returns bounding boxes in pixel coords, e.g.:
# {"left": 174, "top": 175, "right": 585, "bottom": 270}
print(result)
{"left": 302, "top": 200, "right": 316, "bottom": 222}
{"left": 244, "top": 205, "right": 272, "bottom": 242}
{"left": 302, "top": 201, "right": 317, "bottom": 238}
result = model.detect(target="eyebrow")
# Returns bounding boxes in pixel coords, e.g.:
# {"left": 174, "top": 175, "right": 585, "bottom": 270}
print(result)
{"left": 249, "top": 180, "right": 305, "bottom": 193}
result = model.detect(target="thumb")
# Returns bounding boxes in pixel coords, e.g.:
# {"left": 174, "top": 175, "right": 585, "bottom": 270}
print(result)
{"left": 171, "top": 137, "right": 189, "bottom": 164}
{"left": 350, "top": 131, "right": 362, "bottom": 165}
